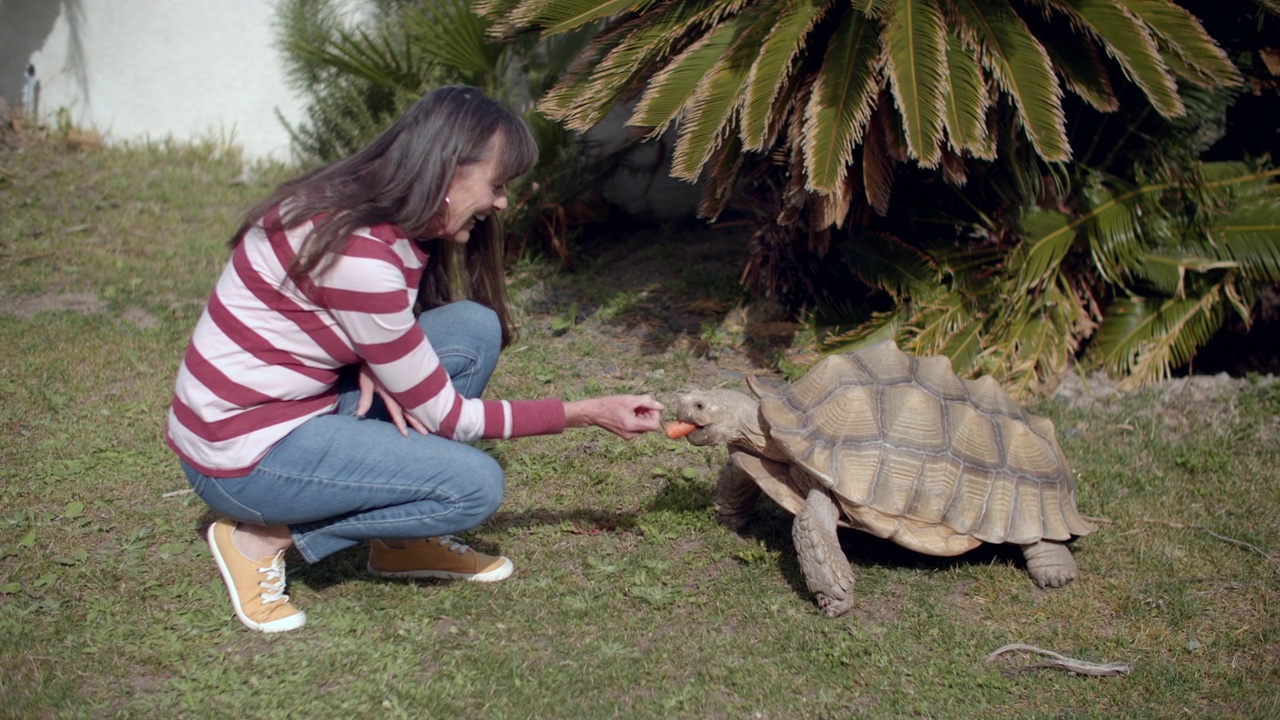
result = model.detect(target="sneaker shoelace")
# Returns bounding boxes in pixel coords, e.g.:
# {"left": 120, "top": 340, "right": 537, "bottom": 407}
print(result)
{"left": 257, "top": 553, "right": 289, "bottom": 604}
{"left": 431, "top": 536, "right": 471, "bottom": 555}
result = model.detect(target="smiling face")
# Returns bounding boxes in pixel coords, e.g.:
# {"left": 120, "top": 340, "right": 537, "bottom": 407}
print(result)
{"left": 429, "top": 134, "right": 512, "bottom": 243}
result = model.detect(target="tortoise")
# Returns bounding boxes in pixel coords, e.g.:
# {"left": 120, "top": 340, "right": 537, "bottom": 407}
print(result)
{"left": 669, "top": 340, "right": 1096, "bottom": 617}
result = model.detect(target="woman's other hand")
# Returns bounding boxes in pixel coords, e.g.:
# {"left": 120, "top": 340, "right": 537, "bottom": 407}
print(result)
{"left": 356, "top": 365, "right": 429, "bottom": 437}
{"left": 564, "top": 395, "right": 664, "bottom": 440}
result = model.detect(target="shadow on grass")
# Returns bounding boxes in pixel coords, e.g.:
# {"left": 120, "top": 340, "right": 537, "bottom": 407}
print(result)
{"left": 539, "top": 219, "right": 798, "bottom": 369}
{"left": 730, "top": 499, "right": 1040, "bottom": 608}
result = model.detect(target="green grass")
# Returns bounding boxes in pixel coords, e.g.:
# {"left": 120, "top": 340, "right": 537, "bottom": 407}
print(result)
{"left": 2, "top": 131, "right": 1279, "bottom": 718}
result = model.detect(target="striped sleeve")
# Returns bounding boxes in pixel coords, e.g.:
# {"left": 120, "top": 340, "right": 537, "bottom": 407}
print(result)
{"left": 318, "top": 229, "right": 565, "bottom": 441}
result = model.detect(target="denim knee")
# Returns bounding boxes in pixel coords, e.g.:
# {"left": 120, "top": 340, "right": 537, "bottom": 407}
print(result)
{"left": 461, "top": 452, "right": 506, "bottom": 522}
{"left": 456, "top": 301, "right": 500, "bottom": 341}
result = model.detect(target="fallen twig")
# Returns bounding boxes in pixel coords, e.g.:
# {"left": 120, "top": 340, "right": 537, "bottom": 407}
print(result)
{"left": 1140, "top": 517, "right": 1280, "bottom": 575}
{"left": 162, "top": 488, "right": 194, "bottom": 498}
{"left": 985, "top": 644, "right": 1131, "bottom": 677}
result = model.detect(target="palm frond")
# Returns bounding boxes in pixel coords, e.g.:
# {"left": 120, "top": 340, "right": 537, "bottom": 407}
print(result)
{"left": 937, "top": 313, "right": 986, "bottom": 374}
{"left": 698, "top": 133, "right": 745, "bottom": 220}
{"left": 1092, "top": 289, "right": 1226, "bottom": 385}
{"left": 860, "top": 104, "right": 897, "bottom": 214}
{"left": 840, "top": 231, "right": 941, "bottom": 299}
{"left": 741, "top": 1, "right": 830, "bottom": 150}
{"left": 1031, "top": 17, "right": 1118, "bottom": 111}
{"left": 1212, "top": 205, "right": 1280, "bottom": 282}
{"left": 802, "top": 10, "right": 883, "bottom": 194}
{"left": 670, "top": 12, "right": 768, "bottom": 180}
{"left": 1011, "top": 207, "right": 1074, "bottom": 292}
{"left": 1134, "top": 249, "right": 1237, "bottom": 297}
{"left": 820, "top": 308, "right": 905, "bottom": 352}
{"left": 1116, "top": 0, "right": 1241, "bottom": 88}
{"left": 1080, "top": 177, "right": 1146, "bottom": 284}
{"left": 941, "top": 33, "right": 994, "bottom": 157}
{"left": 404, "top": 1, "right": 501, "bottom": 84}
{"left": 883, "top": 0, "right": 949, "bottom": 167}
{"left": 287, "top": 22, "right": 423, "bottom": 92}
{"left": 536, "top": 22, "right": 633, "bottom": 122}
{"left": 1050, "top": 0, "right": 1183, "bottom": 118}
{"left": 628, "top": 13, "right": 745, "bottom": 135}
{"left": 948, "top": 0, "right": 1070, "bottom": 161}
{"left": 508, "top": 0, "right": 658, "bottom": 35}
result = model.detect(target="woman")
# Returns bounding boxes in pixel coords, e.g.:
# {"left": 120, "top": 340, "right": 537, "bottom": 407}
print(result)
{"left": 167, "top": 86, "right": 664, "bottom": 633}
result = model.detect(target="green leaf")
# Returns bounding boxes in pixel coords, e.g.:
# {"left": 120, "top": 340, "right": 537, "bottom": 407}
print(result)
{"left": 883, "top": 0, "right": 948, "bottom": 167}
{"left": 1034, "top": 18, "right": 1119, "bottom": 112}
{"left": 941, "top": 34, "right": 993, "bottom": 157}
{"left": 1092, "top": 291, "right": 1225, "bottom": 385}
{"left": 63, "top": 501, "right": 85, "bottom": 519}
{"left": 1054, "top": 0, "right": 1183, "bottom": 118}
{"left": 630, "top": 14, "right": 746, "bottom": 133}
{"left": 1116, "top": 0, "right": 1241, "bottom": 88}
{"left": 840, "top": 232, "right": 940, "bottom": 300}
{"left": 802, "top": 10, "right": 882, "bottom": 193}
{"left": 821, "top": 309, "right": 905, "bottom": 354}
{"left": 949, "top": 0, "right": 1069, "bottom": 162}
{"left": 1013, "top": 208, "right": 1073, "bottom": 292}
{"left": 741, "top": 0, "right": 829, "bottom": 150}
{"left": 405, "top": 1, "right": 501, "bottom": 80}
{"left": 0, "top": 582, "right": 20, "bottom": 594}
{"left": 512, "top": 0, "right": 657, "bottom": 35}
{"left": 669, "top": 14, "right": 764, "bottom": 180}
{"left": 940, "top": 316, "right": 985, "bottom": 374}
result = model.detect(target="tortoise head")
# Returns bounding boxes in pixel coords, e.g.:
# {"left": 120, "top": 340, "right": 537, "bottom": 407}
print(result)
{"left": 673, "top": 388, "right": 763, "bottom": 450}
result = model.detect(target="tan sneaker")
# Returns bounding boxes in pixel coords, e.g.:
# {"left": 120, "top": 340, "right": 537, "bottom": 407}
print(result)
{"left": 206, "top": 519, "right": 307, "bottom": 633}
{"left": 367, "top": 536, "right": 513, "bottom": 582}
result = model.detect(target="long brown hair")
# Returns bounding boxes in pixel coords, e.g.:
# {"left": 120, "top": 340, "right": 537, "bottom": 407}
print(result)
{"left": 232, "top": 85, "right": 538, "bottom": 346}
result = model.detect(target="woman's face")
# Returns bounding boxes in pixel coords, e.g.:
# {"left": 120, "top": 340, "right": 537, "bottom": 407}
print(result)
{"left": 430, "top": 136, "right": 511, "bottom": 243}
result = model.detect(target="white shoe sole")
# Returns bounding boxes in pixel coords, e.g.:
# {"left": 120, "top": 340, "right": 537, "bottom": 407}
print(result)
{"left": 366, "top": 555, "right": 514, "bottom": 583}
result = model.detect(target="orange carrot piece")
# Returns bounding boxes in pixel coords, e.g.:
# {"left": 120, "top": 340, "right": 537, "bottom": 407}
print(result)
{"left": 665, "top": 421, "right": 698, "bottom": 440}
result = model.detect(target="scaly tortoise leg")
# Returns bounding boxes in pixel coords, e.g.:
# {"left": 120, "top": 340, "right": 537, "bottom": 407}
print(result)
{"left": 1021, "top": 540, "right": 1078, "bottom": 588}
{"left": 714, "top": 460, "right": 761, "bottom": 531}
{"left": 794, "top": 488, "right": 856, "bottom": 617}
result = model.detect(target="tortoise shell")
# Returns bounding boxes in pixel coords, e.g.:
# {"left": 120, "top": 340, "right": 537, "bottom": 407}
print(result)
{"left": 755, "top": 341, "right": 1095, "bottom": 556}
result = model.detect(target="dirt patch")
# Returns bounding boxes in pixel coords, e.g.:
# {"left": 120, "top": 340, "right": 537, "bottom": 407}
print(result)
{"left": 0, "top": 291, "right": 106, "bottom": 318}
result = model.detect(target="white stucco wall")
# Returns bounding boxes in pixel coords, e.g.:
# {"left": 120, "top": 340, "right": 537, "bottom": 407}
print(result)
{"left": 7, "top": 0, "right": 312, "bottom": 161}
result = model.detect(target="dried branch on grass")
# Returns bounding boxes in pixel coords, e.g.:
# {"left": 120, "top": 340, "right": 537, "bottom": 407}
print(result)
{"left": 985, "top": 644, "right": 1131, "bottom": 677}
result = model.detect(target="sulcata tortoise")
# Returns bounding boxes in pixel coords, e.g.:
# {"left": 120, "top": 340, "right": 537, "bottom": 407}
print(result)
{"left": 669, "top": 340, "right": 1096, "bottom": 617}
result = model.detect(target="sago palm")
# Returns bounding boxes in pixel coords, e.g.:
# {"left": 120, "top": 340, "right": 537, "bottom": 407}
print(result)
{"left": 482, "top": 0, "right": 1242, "bottom": 224}
{"left": 488, "top": 0, "right": 1278, "bottom": 394}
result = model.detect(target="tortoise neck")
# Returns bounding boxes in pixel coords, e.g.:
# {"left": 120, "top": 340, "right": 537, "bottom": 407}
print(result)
{"left": 737, "top": 421, "right": 789, "bottom": 463}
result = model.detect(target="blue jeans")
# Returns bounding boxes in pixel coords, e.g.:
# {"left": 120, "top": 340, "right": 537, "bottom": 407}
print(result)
{"left": 181, "top": 301, "right": 505, "bottom": 564}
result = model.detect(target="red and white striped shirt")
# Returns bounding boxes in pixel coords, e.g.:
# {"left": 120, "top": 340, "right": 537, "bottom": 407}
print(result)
{"left": 167, "top": 206, "right": 565, "bottom": 477}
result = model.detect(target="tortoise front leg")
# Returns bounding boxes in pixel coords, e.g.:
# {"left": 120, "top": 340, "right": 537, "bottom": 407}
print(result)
{"left": 714, "top": 459, "right": 761, "bottom": 531}
{"left": 794, "top": 488, "right": 856, "bottom": 617}
{"left": 1021, "top": 540, "right": 1079, "bottom": 588}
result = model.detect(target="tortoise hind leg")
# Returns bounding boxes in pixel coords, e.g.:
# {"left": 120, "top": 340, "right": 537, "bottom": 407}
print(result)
{"left": 794, "top": 488, "right": 856, "bottom": 617}
{"left": 1021, "top": 541, "right": 1078, "bottom": 588}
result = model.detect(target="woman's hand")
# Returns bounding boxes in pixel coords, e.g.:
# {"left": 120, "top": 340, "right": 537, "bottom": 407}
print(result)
{"left": 563, "top": 395, "right": 665, "bottom": 440}
{"left": 356, "top": 365, "right": 429, "bottom": 437}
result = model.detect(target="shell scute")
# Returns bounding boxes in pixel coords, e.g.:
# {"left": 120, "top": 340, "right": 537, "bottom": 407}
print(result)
{"left": 881, "top": 385, "right": 949, "bottom": 453}
{"left": 913, "top": 354, "right": 969, "bottom": 401}
{"left": 948, "top": 403, "right": 1002, "bottom": 471}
